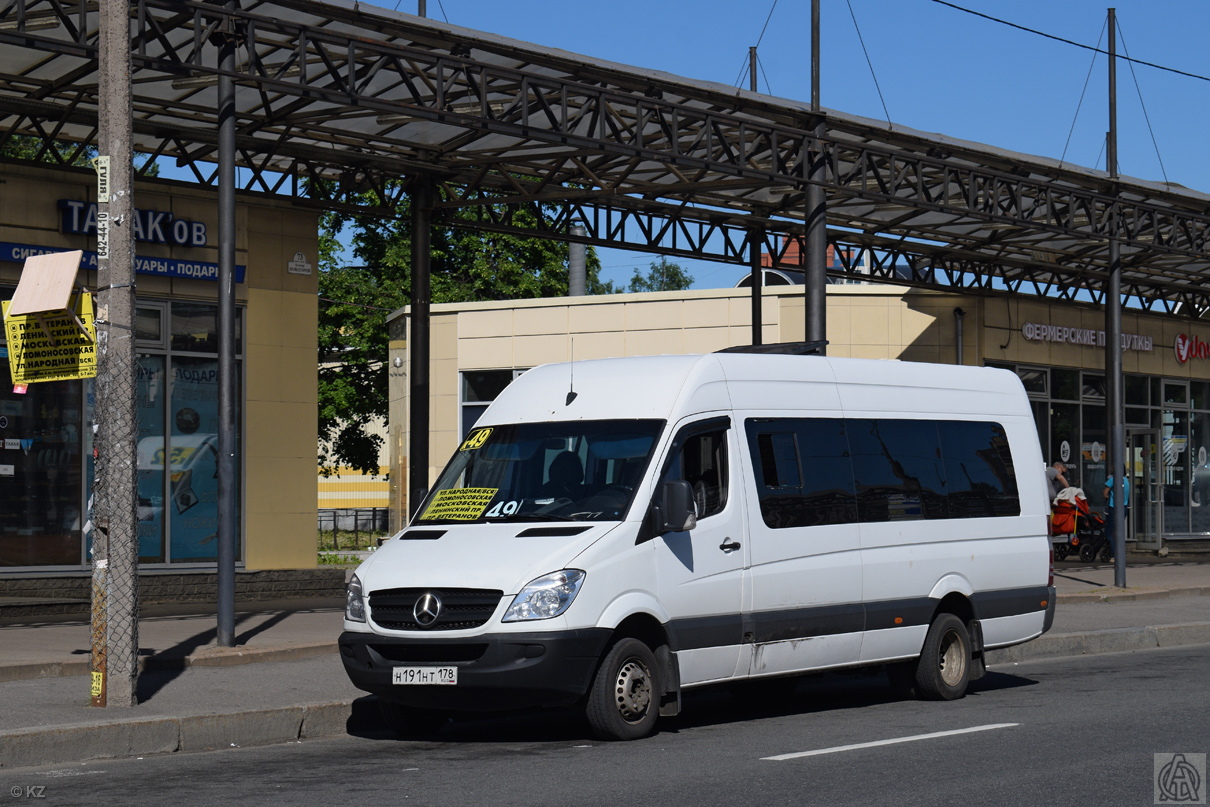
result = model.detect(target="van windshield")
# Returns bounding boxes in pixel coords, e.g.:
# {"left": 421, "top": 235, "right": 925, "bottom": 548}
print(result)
{"left": 414, "top": 419, "right": 665, "bottom": 525}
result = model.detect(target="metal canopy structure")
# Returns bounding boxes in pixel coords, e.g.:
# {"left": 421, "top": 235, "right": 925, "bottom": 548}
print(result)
{"left": 3, "top": 0, "right": 1210, "bottom": 315}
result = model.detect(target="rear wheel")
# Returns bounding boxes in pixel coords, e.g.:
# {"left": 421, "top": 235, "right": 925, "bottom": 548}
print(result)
{"left": 379, "top": 700, "right": 449, "bottom": 739}
{"left": 586, "top": 637, "right": 659, "bottom": 741}
{"left": 1079, "top": 542, "right": 1097, "bottom": 563}
{"left": 913, "top": 613, "right": 971, "bottom": 701}
{"left": 1053, "top": 544, "right": 1069, "bottom": 561}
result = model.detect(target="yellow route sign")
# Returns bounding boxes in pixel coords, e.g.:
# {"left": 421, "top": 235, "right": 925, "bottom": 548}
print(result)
{"left": 2, "top": 292, "right": 98, "bottom": 384}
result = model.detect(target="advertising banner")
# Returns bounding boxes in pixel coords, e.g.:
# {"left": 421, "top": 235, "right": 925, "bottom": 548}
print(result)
{"left": 1, "top": 292, "right": 97, "bottom": 384}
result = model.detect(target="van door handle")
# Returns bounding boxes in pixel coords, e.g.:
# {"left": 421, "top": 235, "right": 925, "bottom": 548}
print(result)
{"left": 719, "top": 539, "right": 741, "bottom": 552}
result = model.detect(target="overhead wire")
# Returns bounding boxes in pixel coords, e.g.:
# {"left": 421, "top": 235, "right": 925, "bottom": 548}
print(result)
{"left": 1058, "top": 19, "right": 1106, "bottom": 170}
{"left": 1117, "top": 22, "right": 1170, "bottom": 184}
{"left": 846, "top": 0, "right": 892, "bottom": 127}
{"left": 735, "top": 0, "right": 779, "bottom": 89}
{"left": 929, "top": 0, "right": 1210, "bottom": 84}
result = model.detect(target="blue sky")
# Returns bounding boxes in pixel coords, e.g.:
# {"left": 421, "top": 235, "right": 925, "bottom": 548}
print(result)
{"left": 355, "top": 0, "right": 1210, "bottom": 290}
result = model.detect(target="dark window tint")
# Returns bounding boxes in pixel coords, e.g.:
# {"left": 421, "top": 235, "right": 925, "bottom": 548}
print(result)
{"left": 848, "top": 419, "right": 946, "bottom": 522}
{"left": 745, "top": 417, "right": 1020, "bottom": 529}
{"left": 746, "top": 419, "right": 857, "bottom": 528}
{"left": 939, "top": 421, "right": 1020, "bottom": 517}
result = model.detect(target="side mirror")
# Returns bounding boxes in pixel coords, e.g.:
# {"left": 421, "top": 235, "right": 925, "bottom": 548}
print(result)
{"left": 658, "top": 480, "right": 697, "bottom": 534}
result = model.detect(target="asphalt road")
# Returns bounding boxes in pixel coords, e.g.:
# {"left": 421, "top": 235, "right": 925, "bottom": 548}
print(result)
{"left": 5, "top": 644, "right": 1209, "bottom": 807}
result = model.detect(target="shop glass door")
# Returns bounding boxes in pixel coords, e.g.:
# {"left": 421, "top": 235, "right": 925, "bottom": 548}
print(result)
{"left": 1129, "top": 429, "right": 1162, "bottom": 549}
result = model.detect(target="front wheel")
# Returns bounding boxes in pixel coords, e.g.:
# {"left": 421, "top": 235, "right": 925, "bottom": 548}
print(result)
{"left": 586, "top": 637, "right": 659, "bottom": 741}
{"left": 913, "top": 613, "right": 971, "bottom": 701}
{"left": 1079, "top": 542, "right": 1097, "bottom": 563}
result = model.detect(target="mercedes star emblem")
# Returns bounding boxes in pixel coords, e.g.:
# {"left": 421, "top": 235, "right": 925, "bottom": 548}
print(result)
{"left": 413, "top": 592, "right": 443, "bottom": 627}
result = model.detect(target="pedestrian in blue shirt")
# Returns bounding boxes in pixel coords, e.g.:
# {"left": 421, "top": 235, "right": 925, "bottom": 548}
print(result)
{"left": 1104, "top": 467, "right": 1131, "bottom": 556}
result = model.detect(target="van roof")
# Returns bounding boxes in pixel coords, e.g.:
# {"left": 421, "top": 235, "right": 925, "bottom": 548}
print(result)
{"left": 480, "top": 354, "right": 1028, "bottom": 425}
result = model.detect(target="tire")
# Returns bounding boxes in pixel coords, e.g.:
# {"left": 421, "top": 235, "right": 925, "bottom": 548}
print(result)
{"left": 586, "top": 637, "right": 659, "bottom": 741}
{"left": 378, "top": 699, "right": 449, "bottom": 739}
{"left": 1098, "top": 544, "right": 1113, "bottom": 563}
{"left": 913, "top": 613, "right": 971, "bottom": 701}
{"left": 1079, "top": 542, "right": 1097, "bottom": 563}
{"left": 1053, "top": 544, "right": 1069, "bottom": 561}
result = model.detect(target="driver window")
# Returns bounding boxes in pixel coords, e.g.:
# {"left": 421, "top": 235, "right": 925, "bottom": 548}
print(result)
{"left": 664, "top": 427, "right": 729, "bottom": 519}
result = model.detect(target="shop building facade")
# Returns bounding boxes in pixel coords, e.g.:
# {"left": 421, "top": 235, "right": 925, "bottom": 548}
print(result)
{"left": 0, "top": 162, "right": 319, "bottom": 574}
{"left": 389, "top": 284, "right": 1210, "bottom": 552}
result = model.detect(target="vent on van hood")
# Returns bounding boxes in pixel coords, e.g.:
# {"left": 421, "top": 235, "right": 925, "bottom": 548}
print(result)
{"left": 716, "top": 340, "right": 827, "bottom": 355}
{"left": 515, "top": 526, "right": 593, "bottom": 537}
{"left": 399, "top": 529, "right": 446, "bottom": 540}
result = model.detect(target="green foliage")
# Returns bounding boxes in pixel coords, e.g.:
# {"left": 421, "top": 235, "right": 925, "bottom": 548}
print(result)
{"left": 319, "top": 188, "right": 612, "bottom": 475}
{"left": 627, "top": 257, "right": 694, "bottom": 293}
{"left": 1, "top": 135, "right": 160, "bottom": 176}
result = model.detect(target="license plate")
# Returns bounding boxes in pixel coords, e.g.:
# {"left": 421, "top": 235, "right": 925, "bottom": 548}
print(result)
{"left": 392, "top": 666, "right": 458, "bottom": 685}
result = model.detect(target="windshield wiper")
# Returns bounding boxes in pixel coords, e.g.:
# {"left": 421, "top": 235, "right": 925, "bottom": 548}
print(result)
{"left": 492, "top": 513, "right": 580, "bottom": 522}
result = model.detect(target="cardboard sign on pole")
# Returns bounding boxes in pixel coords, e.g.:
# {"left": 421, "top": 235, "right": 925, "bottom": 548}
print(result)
{"left": 1, "top": 250, "right": 97, "bottom": 384}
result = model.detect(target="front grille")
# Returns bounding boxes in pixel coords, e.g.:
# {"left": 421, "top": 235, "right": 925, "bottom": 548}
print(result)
{"left": 369, "top": 587, "right": 504, "bottom": 631}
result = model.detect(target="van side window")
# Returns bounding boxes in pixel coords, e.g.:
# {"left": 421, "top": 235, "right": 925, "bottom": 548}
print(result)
{"left": 745, "top": 417, "right": 1019, "bottom": 528}
{"left": 746, "top": 419, "right": 857, "bottom": 528}
{"left": 847, "top": 419, "right": 946, "bottom": 522}
{"left": 940, "top": 421, "right": 1020, "bottom": 517}
{"left": 663, "top": 424, "right": 729, "bottom": 520}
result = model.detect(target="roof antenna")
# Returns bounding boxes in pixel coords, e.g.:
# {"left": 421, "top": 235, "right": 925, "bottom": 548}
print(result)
{"left": 565, "top": 337, "right": 577, "bottom": 406}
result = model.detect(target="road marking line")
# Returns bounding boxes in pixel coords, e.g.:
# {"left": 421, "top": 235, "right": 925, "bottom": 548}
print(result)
{"left": 762, "top": 723, "right": 1020, "bottom": 761}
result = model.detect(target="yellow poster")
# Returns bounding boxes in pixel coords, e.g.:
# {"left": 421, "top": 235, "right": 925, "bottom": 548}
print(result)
{"left": 421, "top": 487, "right": 498, "bottom": 521}
{"left": 2, "top": 292, "right": 97, "bottom": 384}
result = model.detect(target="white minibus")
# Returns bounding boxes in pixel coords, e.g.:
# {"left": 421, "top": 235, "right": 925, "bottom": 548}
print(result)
{"left": 340, "top": 348, "right": 1055, "bottom": 740}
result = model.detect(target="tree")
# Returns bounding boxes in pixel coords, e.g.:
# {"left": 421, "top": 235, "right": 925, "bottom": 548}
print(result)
{"left": 627, "top": 257, "right": 694, "bottom": 293}
{"left": 319, "top": 189, "right": 612, "bottom": 476}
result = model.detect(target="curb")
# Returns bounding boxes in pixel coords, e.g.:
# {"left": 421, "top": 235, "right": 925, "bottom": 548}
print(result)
{"left": 5, "top": 623, "right": 1210, "bottom": 770}
{"left": 0, "top": 700, "right": 361, "bottom": 770}
{"left": 1056, "top": 585, "right": 1210, "bottom": 604}
{"left": 986, "top": 621, "right": 1210, "bottom": 665}
{"left": 0, "top": 642, "right": 339, "bottom": 684}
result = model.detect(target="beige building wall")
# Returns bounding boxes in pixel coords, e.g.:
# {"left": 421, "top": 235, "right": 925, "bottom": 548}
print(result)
{"left": 1, "top": 164, "right": 317, "bottom": 570}
{"left": 388, "top": 280, "right": 1210, "bottom": 528}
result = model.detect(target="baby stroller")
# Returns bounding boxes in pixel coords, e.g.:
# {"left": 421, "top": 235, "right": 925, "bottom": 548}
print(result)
{"left": 1051, "top": 487, "right": 1110, "bottom": 562}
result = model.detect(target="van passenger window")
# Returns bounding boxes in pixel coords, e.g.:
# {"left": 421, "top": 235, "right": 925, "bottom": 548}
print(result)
{"left": 746, "top": 419, "right": 857, "bottom": 528}
{"left": 745, "top": 417, "right": 1019, "bottom": 528}
{"left": 847, "top": 419, "right": 946, "bottom": 522}
{"left": 940, "top": 421, "right": 1019, "bottom": 517}
{"left": 663, "top": 425, "right": 729, "bottom": 520}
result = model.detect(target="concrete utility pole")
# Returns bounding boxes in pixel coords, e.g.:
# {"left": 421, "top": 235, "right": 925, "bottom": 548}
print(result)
{"left": 568, "top": 223, "right": 587, "bottom": 296}
{"left": 92, "top": 0, "right": 139, "bottom": 707}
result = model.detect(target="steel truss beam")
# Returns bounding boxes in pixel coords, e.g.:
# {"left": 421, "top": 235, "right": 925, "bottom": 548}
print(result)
{"left": 2, "top": 0, "right": 1210, "bottom": 311}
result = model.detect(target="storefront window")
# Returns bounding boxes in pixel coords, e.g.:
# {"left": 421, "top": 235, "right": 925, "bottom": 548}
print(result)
{"left": 1193, "top": 382, "right": 1210, "bottom": 411}
{"left": 1081, "top": 405, "right": 1107, "bottom": 499}
{"left": 136, "top": 355, "right": 168, "bottom": 563}
{"left": 1125, "top": 375, "right": 1150, "bottom": 407}
{"left": 1164, "top": 382, "right": 1189, "bottom": 407}
{"left": 1190, "top": 411, "right": 1210, "bottom": 535}
{"left": 1050, "top": 403, "right": 1079, "bottom": 475}
{"left": 1163, "top": 409, "right": 1190, "bottom": 533}
{"left": 1052, "top": 369, "right": 1080, "bottom": 401}
{"left": 0, "top": 376, "right": 84, "bottom": 567}
{"left": 1016, "top": 367, "right": 1048, "bottom": 396}
{"left": 1082, "top": 373, "right": 1106, "bottom": 400}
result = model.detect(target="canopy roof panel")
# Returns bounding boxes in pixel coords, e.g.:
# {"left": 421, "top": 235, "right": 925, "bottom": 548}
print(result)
{"left": 2, "top": 0, "right": 1209, "bottom": 312}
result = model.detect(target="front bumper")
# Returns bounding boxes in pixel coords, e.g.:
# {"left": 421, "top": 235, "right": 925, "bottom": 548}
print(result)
{"left": 339, "top": 628, "right": 612, "bottom": 712}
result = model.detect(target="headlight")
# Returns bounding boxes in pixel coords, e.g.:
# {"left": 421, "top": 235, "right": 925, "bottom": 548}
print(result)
{"left": 346, "top": 574, "right": 366, "bottom": 622}
{"left": 502, "top": 570, "right": 585, "bottom": 622}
